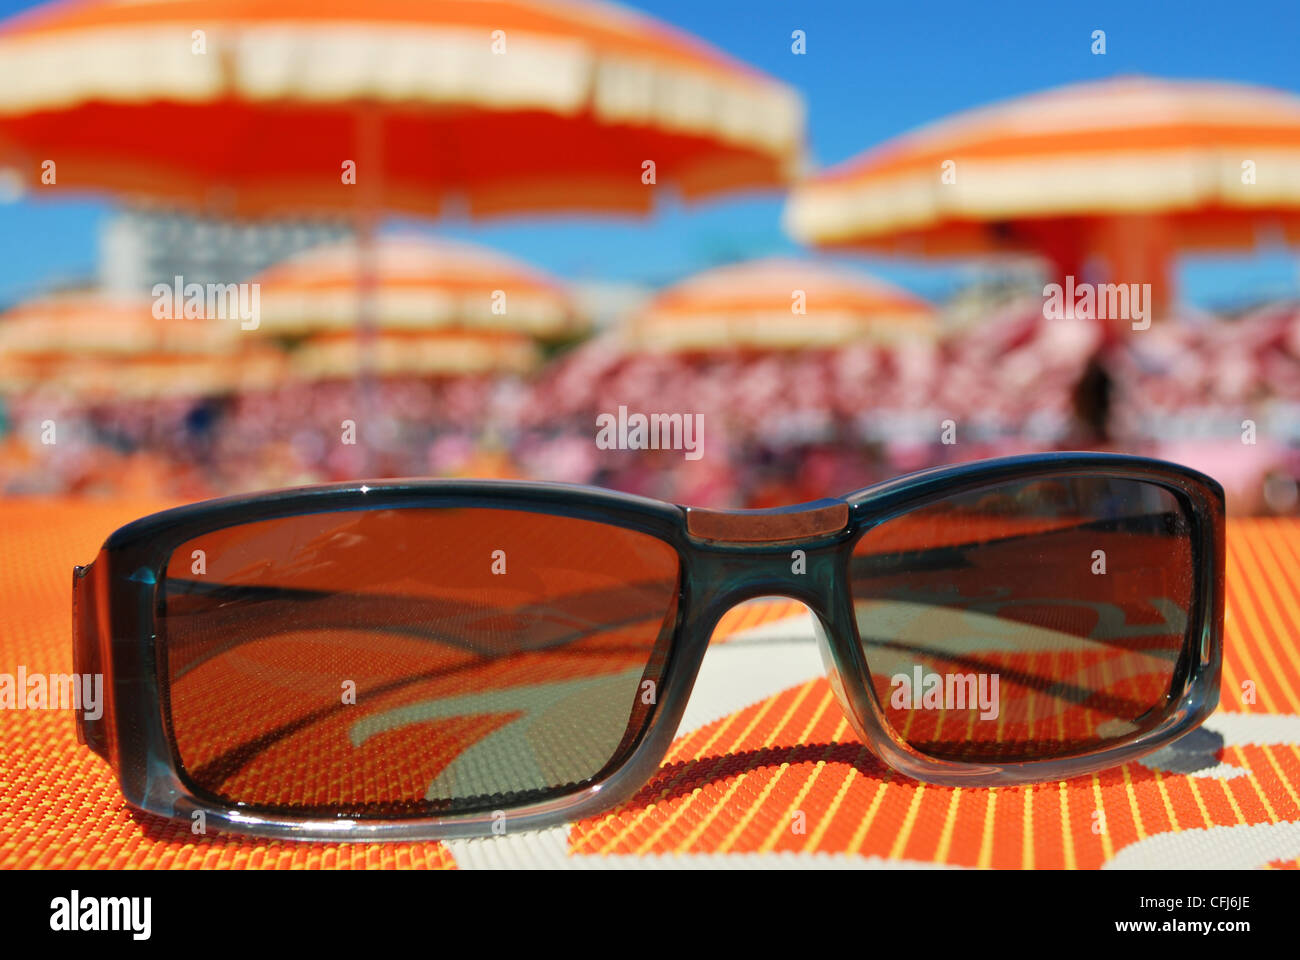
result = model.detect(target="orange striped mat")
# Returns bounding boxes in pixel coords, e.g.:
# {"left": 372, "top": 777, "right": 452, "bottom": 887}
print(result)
{"left": 2, "top": 501, "right": 1298, "bottom": 869}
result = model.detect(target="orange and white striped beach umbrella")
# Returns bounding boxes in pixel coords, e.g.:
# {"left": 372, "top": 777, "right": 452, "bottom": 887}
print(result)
{"left": 253, "top": 234, "right": 582, "bottom": 338}
{"left": 624, "top": 258, "right": 934, "bottom": 352}
{"left": 0, "top": 292, "right": 284, "bottom": 397}
{"left": 291, "top": 329, "right": 539, "bottom": 380}
{"left": 785, "top": 77, "right": 1300, "bottom": 283}
{"left": 0, "top": 291, "right": 235, "bottom": 356}
{"left": 0, "top": 0, "right": 804, "bottom": 217}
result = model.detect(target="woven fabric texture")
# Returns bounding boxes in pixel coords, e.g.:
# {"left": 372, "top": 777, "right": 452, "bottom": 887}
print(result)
{"left": 2, "top": 501, "right": 1298, "bottom": 869}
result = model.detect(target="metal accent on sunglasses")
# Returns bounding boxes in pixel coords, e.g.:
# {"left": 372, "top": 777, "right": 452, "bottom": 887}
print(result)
{"left": 685, "top": 499, "right": 849, "bottom": 543}
{"left": 71, "top": 452, "right": 1225, "bottom": 841}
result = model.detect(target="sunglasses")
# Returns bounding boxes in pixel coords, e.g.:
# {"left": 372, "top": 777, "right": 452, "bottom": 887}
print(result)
{"left": 72, "top": 452, "right": 1224, "bottom": 841}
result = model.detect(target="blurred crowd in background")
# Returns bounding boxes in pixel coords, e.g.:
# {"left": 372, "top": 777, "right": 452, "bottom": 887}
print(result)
{"left": 3, "top": 262, "right": 1298, "bottom": 513}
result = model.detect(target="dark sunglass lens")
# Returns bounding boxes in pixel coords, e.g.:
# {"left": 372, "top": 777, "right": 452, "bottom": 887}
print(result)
{"left": 850, "top": 477, "right": 1194, "bottom": 763}
{"left": 161, "top": 507, "right": 680, "bottom": 817}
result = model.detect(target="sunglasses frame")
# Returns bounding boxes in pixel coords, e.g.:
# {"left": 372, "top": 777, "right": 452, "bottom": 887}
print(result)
{"left": 73, "top": 451, "right": 1224, "bottom": 841}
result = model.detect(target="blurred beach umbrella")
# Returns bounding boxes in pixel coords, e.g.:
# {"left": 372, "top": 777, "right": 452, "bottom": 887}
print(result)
{"left": 292, "top": 329, "right": 539, "bottom": 380}
{"left": 0, "top": 291, "right": 231, "bottom": 355}
{"left": 785, "top": 77, "right": 1300, "bottom": 321}
{"left": 0, "top": 291, "right": 284, "bottom": 398}
{"left": 253, "top": 234, "right": 583, "bottom": 339}
{"left": 624, "top": 257, "right": 934, "bottom": 352}
{"left": 0, "top": 0, "right": 804, "bottom": 216}
{"left": 525, "top": 260, "right": 936, "bottom": 441}
{"left": 0, "top": 0, "right": 803, "bottom": 466}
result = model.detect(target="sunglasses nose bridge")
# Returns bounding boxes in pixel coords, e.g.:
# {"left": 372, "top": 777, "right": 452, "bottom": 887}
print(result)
{"left": 683, "top": 498, "right": 848, "bottom": 544}
{"left": 683, "top": 535, "right": 847, "bottom": 611}
{"left": 675, "top": 550, "right": 879, "bottom": 758}
{"left": 679, "top": 530, "right": 861, "bottom": 689}
{"left": 679, "top": 496, "right": 853, "bottom": 606}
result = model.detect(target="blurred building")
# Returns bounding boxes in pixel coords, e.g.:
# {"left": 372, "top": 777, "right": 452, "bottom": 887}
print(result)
{"left": 99, "top": 208, "right": 353, "bottom": 295}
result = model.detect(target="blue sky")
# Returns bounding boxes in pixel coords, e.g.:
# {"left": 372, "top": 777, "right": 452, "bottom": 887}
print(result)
{"left": 2, "top": 0, "right": 1299, "bottom": 307}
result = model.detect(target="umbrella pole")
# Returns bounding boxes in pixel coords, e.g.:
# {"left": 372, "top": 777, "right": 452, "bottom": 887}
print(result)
{"left": 1096, "top": 213, "right": 1174, "bottom": 331}
{"left": 356, "top": 207, "right": 377, "bottom": 477}
{"left": 1029, "top": 221, "right": 1115, "bottom": 443}
{"left": 355, "top": 103, "right": 382, "bottom": 478}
